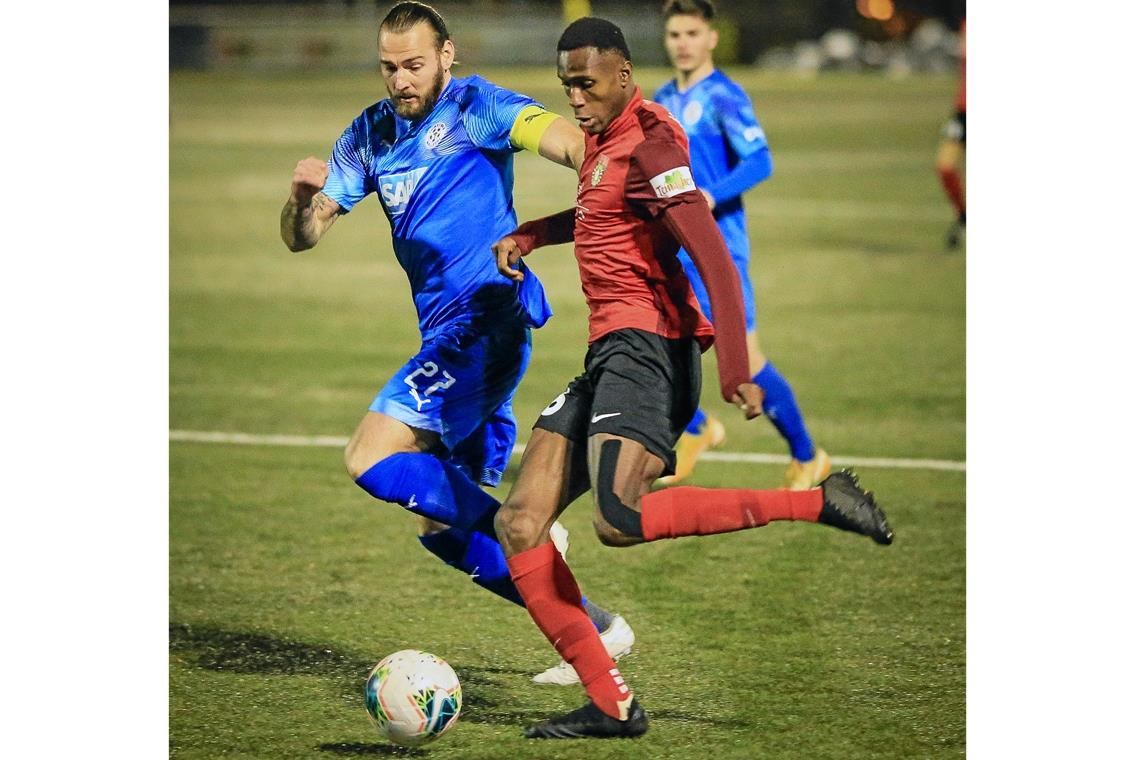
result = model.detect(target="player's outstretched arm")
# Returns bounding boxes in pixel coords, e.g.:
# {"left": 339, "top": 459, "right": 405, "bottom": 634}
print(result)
{"left": 659, "top": 200, "right": 761, "bottom": 418}
{"left": 492, "top": 208, "right": 577, "bottom": 282}
{"left": 280, "top": 157, "right": 341, "bottom": 252}
{"left": 509, "top": 106, "right": 585, "bottom": 170}
{"left": 626, "top": 141, "right": 758, "bottom": 414}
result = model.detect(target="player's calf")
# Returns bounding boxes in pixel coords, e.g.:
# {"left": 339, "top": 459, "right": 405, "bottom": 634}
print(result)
{"left": 494, "top": 496, "right": 552, "bottom": 556}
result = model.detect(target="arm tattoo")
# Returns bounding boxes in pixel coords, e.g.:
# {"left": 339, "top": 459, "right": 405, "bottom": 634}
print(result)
{"left": 280, "top": 192, "right": 333, "bottom": 251}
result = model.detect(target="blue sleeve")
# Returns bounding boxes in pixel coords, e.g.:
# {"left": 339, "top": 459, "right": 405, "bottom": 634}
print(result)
{"left": 705, "top": 92, "right": 773, "bottom": 206}
{"left": 705, "top": 147, "right": 773, "bottom": 207}
{"left": 323, "top": 119, "right": 371, "bottom": 213}
{"left": 463, "top": 82, "right": 540, "bottom": 152}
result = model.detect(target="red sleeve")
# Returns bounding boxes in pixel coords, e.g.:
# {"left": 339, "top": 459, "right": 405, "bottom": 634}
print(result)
{"left": 510, "top": 208, "right": 577, "bottom": 255}
{"left": 628, "top": 141, "right": 752, "bottom": 402}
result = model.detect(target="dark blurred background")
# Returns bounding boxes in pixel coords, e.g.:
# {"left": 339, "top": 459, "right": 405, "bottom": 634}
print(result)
{"left": 170, "top": 0, "right": 965, "bottom": 72}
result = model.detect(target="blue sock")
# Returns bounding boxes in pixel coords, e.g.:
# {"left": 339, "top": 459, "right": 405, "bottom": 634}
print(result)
{"left": 419, "top": 527, "right": 524, "bottom": 606}
{"left": 363, "top": 454, "right": 609, "bottom": 629}
{"left": 355, "top": 452, "right": 499, "bottom": 533}
{"left": 753, "top": 362, "right": 815, "bottom": 462}
{"left": 685, "top": 407, "right": 708, "bottom": 435}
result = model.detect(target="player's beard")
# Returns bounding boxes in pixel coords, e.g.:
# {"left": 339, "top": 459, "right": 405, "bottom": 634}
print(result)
{"left": 391, "top": 62, "right": 446, "bottom": 121}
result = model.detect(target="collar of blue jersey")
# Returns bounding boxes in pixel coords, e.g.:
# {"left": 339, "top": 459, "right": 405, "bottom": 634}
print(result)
{"left": 671, "top": 67, "right": 719, "bottom": 96}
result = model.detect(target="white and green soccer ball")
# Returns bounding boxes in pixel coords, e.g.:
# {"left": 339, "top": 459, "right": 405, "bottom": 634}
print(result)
{"left": 363, "top": 649, "right": 463, "bottom": 746}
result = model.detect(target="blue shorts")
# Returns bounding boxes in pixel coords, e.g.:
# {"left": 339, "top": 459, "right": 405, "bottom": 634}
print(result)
{"left": 678, "top": 245, "right": 757, "bottom": 332}
{"left": 369, "top": 320, "right": 531, "bottom": 487}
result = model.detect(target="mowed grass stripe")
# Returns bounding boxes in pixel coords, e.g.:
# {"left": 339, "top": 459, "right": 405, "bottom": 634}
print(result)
{"left": 169, "top": 429, "right": 966, "bottom": 473}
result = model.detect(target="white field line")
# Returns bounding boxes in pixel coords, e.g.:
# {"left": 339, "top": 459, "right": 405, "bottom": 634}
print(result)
{"left": 169, "top": 430, "right": 965, "bottom": 473}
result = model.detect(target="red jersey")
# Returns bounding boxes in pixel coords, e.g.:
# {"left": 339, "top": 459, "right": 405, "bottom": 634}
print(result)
{"left": 511, "top": 87, "right": 752, "bottom": 402}
{"left": 571, "top": 89, "right": 714, "bottom": 349}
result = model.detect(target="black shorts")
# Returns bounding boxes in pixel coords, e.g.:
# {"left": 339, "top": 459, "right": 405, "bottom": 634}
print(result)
{"left": 942, "top": 110, "right": 966, "bottom": 144}
{"left": 532, "top": 328, "right": 702, "bottom": 476}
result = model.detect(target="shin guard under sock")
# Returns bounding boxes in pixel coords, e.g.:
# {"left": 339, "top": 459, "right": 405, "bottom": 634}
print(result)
{"left": 355, "top": 452, "right": 498, "bottom": 531}
{"left": 640, "top": 486, "right": 823, "bottom": 541}
{"left": 753, "top": 362, "right": 815, "bottom": 462}
{"left": 508, "top": 543, "right": 631, "bottom": 719}
{"left": 418, "top": 527, "right": 525, "bottom": 606}
{"left": 938, "top": 166, "right": 966, "bottom": 219}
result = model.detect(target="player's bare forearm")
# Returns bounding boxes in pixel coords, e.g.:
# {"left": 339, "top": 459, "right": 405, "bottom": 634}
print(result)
{"left": 281, "top": 191, "right": 338, "bottom": 252}
{"left": 281, "top": 157, "right": 339, "bottom": 252}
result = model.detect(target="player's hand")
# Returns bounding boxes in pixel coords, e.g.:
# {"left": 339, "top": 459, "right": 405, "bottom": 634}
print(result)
{"left": 732, "top": 382, "right": 764, "bottom": 420}
{"left": 700, "top": 188, "right": 716, "bottom": 210}
{"left": 290, "top": 157, "right": 329, "bottom": 205}
{"left": 492, "top": 236, "right": 526, "bottom": 283}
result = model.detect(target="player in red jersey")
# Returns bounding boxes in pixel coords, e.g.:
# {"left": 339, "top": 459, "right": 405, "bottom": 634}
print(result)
{"left": 488, "top": 18, "right": 894, "bottom": 739}
{"left": 937, "top": 19, "right": 966, "bottom": 248}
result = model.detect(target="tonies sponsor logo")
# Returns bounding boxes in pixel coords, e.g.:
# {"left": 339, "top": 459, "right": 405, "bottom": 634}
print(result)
{"left": 649, "top": 166, "right": 695, "bottom": 198}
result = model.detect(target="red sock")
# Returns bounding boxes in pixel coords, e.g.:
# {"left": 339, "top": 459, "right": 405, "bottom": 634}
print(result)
{"left": 938, "top": 166, "right": 966, "bottom": 219}
{"left": 641, "top": 486, "right": 823, "bottom": 541}
{"left": 507, "top": 542, "right": 632, "bottom": 720}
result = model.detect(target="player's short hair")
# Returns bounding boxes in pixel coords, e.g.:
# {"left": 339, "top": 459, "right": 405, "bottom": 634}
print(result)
{"left": 662, "top": 0, "right": 716, "bottom": 21}
{"left": 380, "top": 1, "right": 451, "bottom": 50}
{"left": 557, "top": 17, "right": 632, "bottom": 63}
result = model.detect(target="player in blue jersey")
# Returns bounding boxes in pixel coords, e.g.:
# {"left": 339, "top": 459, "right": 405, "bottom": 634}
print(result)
{"left": 653, "top": 0, "right": 830, "bottom": 490}
{"left": 279, "top": 1, "right": 633, "bottom": 683}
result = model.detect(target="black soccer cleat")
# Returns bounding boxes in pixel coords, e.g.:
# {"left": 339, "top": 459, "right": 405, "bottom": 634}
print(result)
{"left": 819, "top": 470, "right": 894, "bottom": 545}
{"left": 524, "top": 699, "right": 648, "bottom": 739}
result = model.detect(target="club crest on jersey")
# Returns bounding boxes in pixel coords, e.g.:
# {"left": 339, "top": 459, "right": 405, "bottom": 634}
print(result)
{"left": 379, "top": 167, "right": 428, "bottom": 215}
{"left": 424, "top": 121, "right": 449, "bottom": 149}
{"left": 683, "top": 100, "right": 703, "bottom": 125}
{"left": 590, "top": 154, "right": 609, "bottom": 187}
{"left": 649, "top": 166, "right": 696, "bottom": 198}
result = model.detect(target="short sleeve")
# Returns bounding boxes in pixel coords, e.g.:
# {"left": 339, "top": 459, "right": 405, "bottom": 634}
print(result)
{"left": 716, "top": 91, "right": 769, "bottom": 161}
{"left": 463, "top": 82, "right": 540, "bottom": 152}
{"left": 626, "top": 140, "right": 705, "bottom": 218}
{"left": 323, "top": 120, "right": 370, "bottom": 213}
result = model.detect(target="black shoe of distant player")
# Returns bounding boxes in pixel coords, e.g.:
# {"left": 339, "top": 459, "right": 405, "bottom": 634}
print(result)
{"left": 946, "top": 218, "right": 965, "bottom": 249}
{"left": 819, "top": 470, "right": 894, "bottom": 545}
{"left": 525, "top": 699, "right": 648, "bottom": 739}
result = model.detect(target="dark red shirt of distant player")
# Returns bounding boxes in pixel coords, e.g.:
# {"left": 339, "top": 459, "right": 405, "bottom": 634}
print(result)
{"left": 572, "top": 89, "right": 715, "bottom": 348}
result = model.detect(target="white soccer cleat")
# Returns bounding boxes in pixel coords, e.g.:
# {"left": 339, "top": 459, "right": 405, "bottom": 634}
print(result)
{"left": 549, "top": 520, "right": 570, "bottom": 557}
{"left": 532, "top": 615, "right": 635, "bottom": 685}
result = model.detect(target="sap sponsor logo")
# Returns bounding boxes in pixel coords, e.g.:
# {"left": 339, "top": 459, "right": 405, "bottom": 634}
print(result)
{"left": 649, "top": 166, "right": 696, "bottom": 198}
{"left": 379, "top": 167, "right": 428, "bottom": 215}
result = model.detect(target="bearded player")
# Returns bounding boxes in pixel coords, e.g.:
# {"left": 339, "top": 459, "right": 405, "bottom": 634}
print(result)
{"left": 279, "top": 1, "right": 633, "bottom": 681}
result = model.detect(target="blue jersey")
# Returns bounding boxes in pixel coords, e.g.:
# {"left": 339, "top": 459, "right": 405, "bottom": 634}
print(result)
{"left": 323, "top": 74, "right": 553, "bottom": 339}
{"left": 653, "top": 69, "right": 769, "bottom": 261}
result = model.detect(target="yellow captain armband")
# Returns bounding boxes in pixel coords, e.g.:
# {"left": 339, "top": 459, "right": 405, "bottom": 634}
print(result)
{"left": 509, "top": 105, "right": 561, "bottom": 153}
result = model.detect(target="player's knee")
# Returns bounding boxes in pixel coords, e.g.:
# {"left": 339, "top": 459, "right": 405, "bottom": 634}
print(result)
{"left": 592, "top": 511, "right": 641, "bottom": 547}
{"left": 343, "top": 442, "right": 378, "bottom": 481}
{"left": 494, "top": 498, "right": 545, "bottom": 554}
{"left": 416, "top": 516, "right": 448, "bottom": 537}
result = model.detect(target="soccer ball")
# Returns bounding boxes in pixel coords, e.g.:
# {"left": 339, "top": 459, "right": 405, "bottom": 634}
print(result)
{"left": 363, "top": 649, "right": 463, "bottom": 746}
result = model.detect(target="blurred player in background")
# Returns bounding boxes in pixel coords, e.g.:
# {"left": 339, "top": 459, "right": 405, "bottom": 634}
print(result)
{"left": 936, "top": 18, "right": 966, "bottom": 248}
{"left": 279, "top": 1, "right": 633, "bottom": 682}
{"left": 653, "top": 0, "right": 828, "bottom": 489}
{"left": 491, "top": 18, "right": 894, "bottom": 739}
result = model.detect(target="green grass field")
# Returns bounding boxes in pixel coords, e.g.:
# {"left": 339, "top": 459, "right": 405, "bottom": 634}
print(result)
{"left": 170, "top": 67, "right": 965, "bottom": 758}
